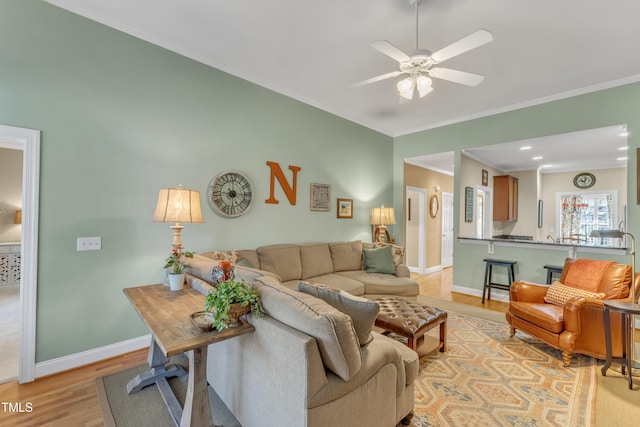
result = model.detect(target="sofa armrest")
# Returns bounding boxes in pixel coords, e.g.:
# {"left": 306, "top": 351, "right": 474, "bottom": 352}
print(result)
{"left": 185, "top": 273, "right": 214, "bottom": 295}
{"left": 395, "top": 264, "right": 411, "bottom": 278}
{"left": 509, "top": 281, "right": 548, "bottom": 303}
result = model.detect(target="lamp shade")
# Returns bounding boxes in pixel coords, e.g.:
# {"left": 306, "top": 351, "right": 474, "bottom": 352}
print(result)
{"left": 370, "top": 205, "right": 396, "bottom": 225}
{"left": 153, "top": 186, "right": 203, "bottom": 224}
{"left": 590, "top": 230, "right": 624, "bottom": 239}
{"left": 14, "top": 209, "right": 21, "bottom": 224}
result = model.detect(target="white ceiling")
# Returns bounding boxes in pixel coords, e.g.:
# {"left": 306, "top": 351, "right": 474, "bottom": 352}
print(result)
{"left": 45, "top": 0, "right": 637, "bottom": 174}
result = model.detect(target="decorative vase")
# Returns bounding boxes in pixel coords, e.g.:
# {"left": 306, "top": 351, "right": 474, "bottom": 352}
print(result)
{"left": 226, "top": 303, "right": 250, "bottom": 327}
{"left": 168, "top": 273, "right": 185, "bottom": 291}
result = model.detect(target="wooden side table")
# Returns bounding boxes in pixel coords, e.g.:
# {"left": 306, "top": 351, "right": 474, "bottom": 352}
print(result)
{"left": 601, "top": 300, "right": 640, "bottom": 389}
{"left": 124, "top": 284, "right": 254, "bottom": 426}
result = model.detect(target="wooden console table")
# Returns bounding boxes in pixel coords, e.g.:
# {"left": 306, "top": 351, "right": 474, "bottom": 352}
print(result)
{"left": 124, "top": 284, "right": 254, "bottom": 427}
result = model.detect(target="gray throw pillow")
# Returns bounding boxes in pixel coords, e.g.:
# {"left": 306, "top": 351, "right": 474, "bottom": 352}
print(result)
{"left": 298, "top": 281, "right": 379, "bottom": 346}
{"left": 363, "top": 246, "right": 395, "bottom": 274}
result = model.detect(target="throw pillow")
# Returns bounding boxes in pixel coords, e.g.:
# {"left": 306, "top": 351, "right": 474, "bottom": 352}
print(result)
{"left": 298, "top": 281, "right": 379, "bottom": 346}
{"left": 544, "top": 281, "right": 607, "bottom": 306}
{"left": 253, "top": 276, "right": 361, "bottom": 381}
{"left": 363, "top": 246, "right": 395, "bottom": 274}
{"left": 374, "top": 243, "right": 405, "bottom": 268}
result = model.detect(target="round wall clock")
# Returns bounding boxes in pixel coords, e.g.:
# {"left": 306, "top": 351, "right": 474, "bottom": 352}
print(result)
{"left": 209, "top": 172, "right": 253, "bottom": 218}
{"left": 573, "top": 172, "right": 596, "bottom": 189}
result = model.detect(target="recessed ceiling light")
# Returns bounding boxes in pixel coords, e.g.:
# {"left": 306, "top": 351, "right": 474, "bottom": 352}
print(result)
{"left": 520, "top": 146, "right": 532, "bottom": 150}
{"left": 540, "top": 164, "right": 552, "bottom": 168}
{"left": 532, "top": 156, "right": 543, "bottom": 160}
{"left": 619, "top": 146, "right": 628, "bottom": 151}
{"left": 618, "top": 156, "right": 628, "bottom": 161}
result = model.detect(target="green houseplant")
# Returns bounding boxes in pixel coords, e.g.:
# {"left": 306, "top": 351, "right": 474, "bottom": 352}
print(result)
{"left": 205, "top": 279, "right": 263, "bottom": 331}
{"left": 163, "top": 246, "right": 194, "bottom": 274}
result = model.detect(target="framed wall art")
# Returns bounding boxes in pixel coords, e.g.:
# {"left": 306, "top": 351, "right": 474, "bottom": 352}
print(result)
{"left": 310, "top": 183, "right": 331, "bottom": 211}
{"left": 482, "top": 169, "right": 488, "bottom": 187}
{"left": 337, "top": 198, "right": 353, "bottom": 218}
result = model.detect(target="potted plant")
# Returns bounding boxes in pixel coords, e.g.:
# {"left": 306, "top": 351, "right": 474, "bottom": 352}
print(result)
{"left": 163, "top": 246, "right": 194, "bottom": 291}
{"left": 205, "top": 279, "right": 263, "bottom": 331}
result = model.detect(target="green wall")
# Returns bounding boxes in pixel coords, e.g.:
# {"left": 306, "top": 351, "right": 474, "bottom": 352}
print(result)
{"left": 394, "top": 83, "right": 640, "bottom": 290}
{"left": 0, "top": 1, "right": 393, "bottom": 361}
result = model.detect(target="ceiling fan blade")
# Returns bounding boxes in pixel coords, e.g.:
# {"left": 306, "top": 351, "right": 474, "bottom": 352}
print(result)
{"left": 430, "top": 30, "right": 493, "bottom": 63}
{"left": 429, "top": 67, "right": 485, "bottom": 87}
{"left": 371, "top": 40, "right": 411, "bottom": 63}
{"left": 350, "top": 71, "right": 404, "bottom": 88}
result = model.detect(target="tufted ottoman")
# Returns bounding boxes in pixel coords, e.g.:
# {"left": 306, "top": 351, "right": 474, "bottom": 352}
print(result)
{"left": 375, "top": 298, "right": 447, "bottom": 352}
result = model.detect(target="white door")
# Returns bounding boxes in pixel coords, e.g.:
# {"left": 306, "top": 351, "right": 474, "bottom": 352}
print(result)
{"left": 406, "top": 187, "right": 426, "bottom": 274}
{"left": 441, "top": 192, "right": 454, "bottom": 268}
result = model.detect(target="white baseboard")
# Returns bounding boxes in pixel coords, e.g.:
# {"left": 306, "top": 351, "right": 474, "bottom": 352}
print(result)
{"left": 34, "top": 334, "right": 151, "bottom": 378}
{"left": 408, "top": 265, "right": 443, "bottom": 274}
{"left": 451, "top": 285, "right": 510, "bottom": 303}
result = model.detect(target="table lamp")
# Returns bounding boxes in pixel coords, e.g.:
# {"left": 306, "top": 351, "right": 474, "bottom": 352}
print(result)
{"left": 153, "top": 185, "right": 203, "bottom": 250}
{"left": 370, "top": 204, "right": 396, "bottom": 243}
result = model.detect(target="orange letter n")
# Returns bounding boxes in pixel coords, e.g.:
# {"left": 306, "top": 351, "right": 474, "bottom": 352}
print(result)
{"left": 265, "top": 161, "right": 301, "bottom": 205}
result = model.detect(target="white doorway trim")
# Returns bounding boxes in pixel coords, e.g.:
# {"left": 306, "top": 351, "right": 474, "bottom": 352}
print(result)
{"left": 0, "top": 124, "right": 40, "bottom": 383}
{"left": 441, "top": 192, "right": 454, "bottom": 268}
{"left": 406, "top": 186, "right": 426, "bottom": 274}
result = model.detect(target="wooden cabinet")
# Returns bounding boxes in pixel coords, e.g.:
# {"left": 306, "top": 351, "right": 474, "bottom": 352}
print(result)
{"left": 493, "top": 175, "right": 518, "bottom": 222}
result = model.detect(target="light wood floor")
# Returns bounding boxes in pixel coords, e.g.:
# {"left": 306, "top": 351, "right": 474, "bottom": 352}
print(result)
{"left": 0, "top": 269, "right": 504, "bottom": 426}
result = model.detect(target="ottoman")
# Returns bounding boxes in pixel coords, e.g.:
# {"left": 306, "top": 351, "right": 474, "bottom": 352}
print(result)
{"left": 375, "top": 298, "right": 447, "bottom": 352}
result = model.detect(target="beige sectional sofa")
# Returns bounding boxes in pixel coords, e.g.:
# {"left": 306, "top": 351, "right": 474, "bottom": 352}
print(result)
{"left": 200, "top": 240, "right": 419, "bottom": 298}
{"left": 185, "top": 241, "right": 420, "bottom": 427}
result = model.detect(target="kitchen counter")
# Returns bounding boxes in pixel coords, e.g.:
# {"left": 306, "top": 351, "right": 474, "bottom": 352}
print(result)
{"left": 458, "top": 236, "right": 627, "bottom": 256}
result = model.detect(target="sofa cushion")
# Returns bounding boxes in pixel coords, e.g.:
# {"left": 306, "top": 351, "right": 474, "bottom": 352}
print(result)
{"left": 337, "top": 270, "right": 419, "bottom": 297}
{"left": 300, "top": 243, "right": 334, "bottom": 279}
{"left": 363, "top": 246, "right": 395, "bottom": 274}
{"left": 253, "top": 276, "right": 362, "bottom": 381}
{"left": 297, "top": 273, "right": 365, "bottom": 296}
{"left": 330, "top": 241, "right": 363, "bottom": 272}
{"left": 298, "top": 281, "right": 379, "bottom": 345}
{"left": 257, "top": 245, "right": 302, "bottom": 282}
{"left": 543, "top": 281, "right": 606, "bottom": 306}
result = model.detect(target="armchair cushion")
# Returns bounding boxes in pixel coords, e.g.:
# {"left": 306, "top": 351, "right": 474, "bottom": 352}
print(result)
{"left": 543, "top": 281, "right": 606, "bottom": 306}
{"left": 563, "top": 259, "right": 614, "bottom": 292}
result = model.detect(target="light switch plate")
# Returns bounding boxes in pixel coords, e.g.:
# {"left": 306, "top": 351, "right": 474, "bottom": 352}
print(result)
{"left": 77, "top": 236, "right": 101, "bottom": 251}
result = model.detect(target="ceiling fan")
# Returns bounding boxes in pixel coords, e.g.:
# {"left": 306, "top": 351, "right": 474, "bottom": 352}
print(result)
{"left": 352, "top": 0, "right": 493, "bottom": 100}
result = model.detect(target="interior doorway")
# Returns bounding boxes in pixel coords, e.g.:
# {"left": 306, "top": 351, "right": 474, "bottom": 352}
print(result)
{"left": 0, "top": 124, "right": 40, "bottom": 384}
{"left": 405, "top": 186, "right": 426, "bottom": 274}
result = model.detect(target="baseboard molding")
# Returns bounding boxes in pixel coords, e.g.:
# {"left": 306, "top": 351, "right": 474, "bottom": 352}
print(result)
{"left": 451, "top": 285, "right": 510, "bottom": 303}
{"left": 409, "top": 265, "right": 442, "bottom": 274}
{"left": 34, "top": 334, "right": 151, "bottom": 379}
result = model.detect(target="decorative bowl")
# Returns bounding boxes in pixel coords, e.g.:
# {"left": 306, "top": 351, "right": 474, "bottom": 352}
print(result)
{"left": 190, "top": 311, "right": 215, "bottom": 331}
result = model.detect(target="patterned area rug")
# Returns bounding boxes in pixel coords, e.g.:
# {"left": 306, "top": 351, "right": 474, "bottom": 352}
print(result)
{"left": 411, "top": 312, "right": 597, "bottom": 427}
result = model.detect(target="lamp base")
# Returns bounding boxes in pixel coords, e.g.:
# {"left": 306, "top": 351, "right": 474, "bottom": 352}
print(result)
{"left": 373, "top": 225, "right": 391, "bottom": 243}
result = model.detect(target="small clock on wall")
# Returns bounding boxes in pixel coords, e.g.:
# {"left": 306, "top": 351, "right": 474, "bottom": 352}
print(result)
{"left": 573, "top": 172, "right": 596, "bottom": 189}
{"left": 209, "top": 171, "right": 254, "bottom": 218}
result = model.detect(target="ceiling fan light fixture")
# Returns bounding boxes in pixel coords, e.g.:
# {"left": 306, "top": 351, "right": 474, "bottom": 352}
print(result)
{"left": 397, "top": 77, "right": 414, "bottom": 93}
{"left": 416, "top": 75, "right": 432, "bottom": 91}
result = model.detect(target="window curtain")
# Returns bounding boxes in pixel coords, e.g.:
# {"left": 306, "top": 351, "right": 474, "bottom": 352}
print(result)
{"left": 561, "top": 195, "right": 588, "bottom": 237}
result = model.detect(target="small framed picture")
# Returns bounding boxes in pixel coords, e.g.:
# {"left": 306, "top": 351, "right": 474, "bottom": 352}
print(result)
{"left": 310, "top": 183, "right": 331, "bottom": 211}
{"left": 337, "top": 198, "right": 353, "bottom": 219}
{"left": 482, "top": 169, "right": 489, "bottom": 186}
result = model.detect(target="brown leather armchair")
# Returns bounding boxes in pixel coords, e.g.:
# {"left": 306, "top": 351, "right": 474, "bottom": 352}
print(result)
{"left": 506, "top": 258, "right": 640, "bottom": 366}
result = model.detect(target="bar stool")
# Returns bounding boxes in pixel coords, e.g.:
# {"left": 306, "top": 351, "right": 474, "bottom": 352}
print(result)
{"left": 543, "top": 265, "right": 563, "bottom": 285}
{"left": 482, "top": 258, "right": 517, "bottom": 304}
